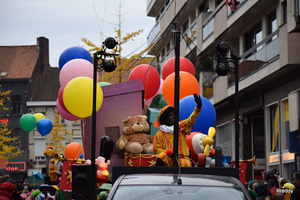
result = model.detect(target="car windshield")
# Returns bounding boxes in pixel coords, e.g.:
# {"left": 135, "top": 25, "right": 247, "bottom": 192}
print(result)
{"left": 111, "top": 185, "right": 247, "bottom": 200}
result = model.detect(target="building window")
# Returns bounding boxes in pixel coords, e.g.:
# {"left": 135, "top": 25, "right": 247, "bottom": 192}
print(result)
{"left": 182, "top": 20, "right": 189, "bottom": 33}
{"left": 269, "top": 104, "right": 279, "bottom": 153}
{"left": 165, "top": 0, "right": 170, "bottom": 6}
{"left": 216, "top": 0, "right": 223, "bottom": 6}
{"left": 12, "top": 95, "right": 22, "bottom": 114}
{"left": 166, "top": 42, "right": 170, "bottom": 53}
{"left": 268, "top": 10, "right": 277, "bottom": 41}
{"left": 156, "top": 13, "right": 160, "bottom": 22}
{"left": 252, "top": 116, "right": 265, "bottom": 159}
{"left": 199, "top": 0, "right": 209, "bottom": 13}
{"left": 217, "top": 122, "right": 231, "bottom": 157}
{"left": 35, "top": 138, "right": 46, "bottom": 158}
{"left": 245, "top": 22, "right": 263, "bottom": 54}
{"left": 282, "top": 1, "right": 287, "bottom": 23}
{"left": 161, "top": 48, "right": 165, "bottom": 58}
{"left": 161, "top": 6, "right": 164, "bottom": 15}
{"left": 281, "top": 100, "right": 289, "bottom": 150}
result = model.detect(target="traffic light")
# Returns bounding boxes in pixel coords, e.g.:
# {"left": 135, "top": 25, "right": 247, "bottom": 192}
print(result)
{"left": 72, "top": 164, "right": 95, "bottom": 199}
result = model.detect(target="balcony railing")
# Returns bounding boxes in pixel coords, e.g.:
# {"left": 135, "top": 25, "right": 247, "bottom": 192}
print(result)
{"left": 228, "top": 29, "right": 280, "bottom": 86}
{"left": 147, "top": 21, "right": 161, "bottom": 46}
{"left": 227, "top": 0, "right": 248, "bottom": 17}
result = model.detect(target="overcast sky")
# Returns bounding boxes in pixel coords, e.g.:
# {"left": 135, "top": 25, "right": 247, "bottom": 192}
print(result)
{"left": 0, "top": 0, "right": 155, "bottom": 67}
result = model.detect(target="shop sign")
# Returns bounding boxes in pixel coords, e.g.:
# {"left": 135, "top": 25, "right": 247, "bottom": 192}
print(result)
{"left": 268, "top": 152, "right": 279, "bottom": 164}
{"left": 6, "top": 162, "right": 26, "bottom": 172}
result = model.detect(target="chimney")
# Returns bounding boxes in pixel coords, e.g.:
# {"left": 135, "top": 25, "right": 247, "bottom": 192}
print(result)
{"left": 36, "top": 37, "right": 50, "bottom": 67}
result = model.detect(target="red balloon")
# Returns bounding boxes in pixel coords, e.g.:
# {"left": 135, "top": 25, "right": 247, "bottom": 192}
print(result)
{"left": 129, "top": 64, "right": 160, "bottom": 100}
{"left": 58, "top": 87, "right": 68, "bottom": 112}
{"left": 162, "top": 57, "right": 195, "bottom": 80}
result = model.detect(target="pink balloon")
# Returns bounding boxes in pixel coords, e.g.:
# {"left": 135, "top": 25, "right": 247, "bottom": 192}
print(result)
{"left": 59, "top": 58, "right": 98, "bottom": 89}
{"left": 56, "top": 100, "right": 80, "bottom": 121}
{"left": 145, "top": 79, "right": 164, "bottom": 106}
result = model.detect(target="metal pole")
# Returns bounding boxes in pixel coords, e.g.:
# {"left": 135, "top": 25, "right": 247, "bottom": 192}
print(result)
{"left": 91, "top": 53, "right": 98, "bottom": 200}
{"left": 173, "top": 23, "right": 180, "bottom": 167}
{"left": 234, "top": 57, "right": 239, "bottom": 173}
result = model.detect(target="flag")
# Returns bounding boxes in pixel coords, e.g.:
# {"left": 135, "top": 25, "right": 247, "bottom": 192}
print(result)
{"left": 269, "top": 185, "right": 277, "bottom": 196}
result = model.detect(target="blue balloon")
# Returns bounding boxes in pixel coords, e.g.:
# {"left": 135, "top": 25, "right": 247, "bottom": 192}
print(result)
{"left": 179, "top": 95, "right": 216, "bottom": 134}
{"left": 37, "top": 118, "right": 53, "bottom": 136}
{"left": 58, "top": 46, "right": 93, "bottom": 70}
{"left": 79, "top": 152, "right": 84, "bottom": 159}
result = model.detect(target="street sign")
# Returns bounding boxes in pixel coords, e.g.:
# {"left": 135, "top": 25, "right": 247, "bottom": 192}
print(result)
{"left": 22, "top": 177, "right": 30, "bottom": 186}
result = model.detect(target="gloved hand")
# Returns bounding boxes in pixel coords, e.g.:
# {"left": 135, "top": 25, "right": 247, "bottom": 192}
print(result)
{"left": 166, "top": 150, "right": 173, "bottom": 156}
{"left": 193, "top": 93, "right": 202, "bottom": 109}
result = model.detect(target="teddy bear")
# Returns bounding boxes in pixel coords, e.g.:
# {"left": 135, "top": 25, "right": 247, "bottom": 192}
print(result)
{"left": 116, "top": 115, "right": 154, "bottom": 154}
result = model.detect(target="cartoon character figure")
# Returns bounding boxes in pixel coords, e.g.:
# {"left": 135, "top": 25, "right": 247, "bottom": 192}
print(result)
{"left": 49, "top": 158, "right": 58, "bottom": 183}
{"left": 96, "top": 156, "right": 110, "bottom": 188}
{"left": 86, "top": 156, "right": 111, "bottom": 188}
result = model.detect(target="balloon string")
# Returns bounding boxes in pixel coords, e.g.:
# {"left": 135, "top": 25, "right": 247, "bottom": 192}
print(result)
{"left": 81, "top": 118, "right": 86, "bottom": 158}
{"left": 144, "top": 64, "right": 151, "bottom": 98}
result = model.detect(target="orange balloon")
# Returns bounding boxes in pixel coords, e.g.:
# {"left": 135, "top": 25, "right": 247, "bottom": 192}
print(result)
{"left": 162, "top": 71, "right": 200, "bottom": 106}
{"left": 64, "top": 142, "right": 84, "bottom": 160}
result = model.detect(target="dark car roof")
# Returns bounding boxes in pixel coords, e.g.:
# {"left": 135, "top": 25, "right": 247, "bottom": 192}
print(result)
{"left": 118, "top": 173, "right": 241, "bottom": 187}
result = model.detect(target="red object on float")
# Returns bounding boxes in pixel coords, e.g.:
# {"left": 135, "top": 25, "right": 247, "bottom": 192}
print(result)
{"left": 124, "top": 153, "right": 157, "bottom": 167}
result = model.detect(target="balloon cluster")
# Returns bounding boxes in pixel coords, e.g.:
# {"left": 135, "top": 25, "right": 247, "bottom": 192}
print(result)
{"left": 57, "top": 46, "right": 106, "bottom": 120}
{"left": 19, "top": 113, "right": 53, "bottom": 136}
{"left": 129, "top": 57, "right": 198, "bottom": 108}
{"left": 128, "top": 57, "right": 216, "bottom": 134}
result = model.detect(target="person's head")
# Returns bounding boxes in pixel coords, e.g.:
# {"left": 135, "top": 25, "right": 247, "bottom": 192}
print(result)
{"left": 248, "top": 180, "right": 255, "bottom": 190}
{"left": 39, "top": 184, "right": 49, "bottom": 195}
{"left": 48, "top": 187, "right": 56, "bottom": 195}
{"left": 48, "top": 185, "right": 58, "bottom": 196}
{"left": 265, "top": 195, "right": 273, "bottom": 200}
{"left": 154, "top": 105, "right": 174, "bottom": 127}
{"left": 41, "top": 187, "right": 47, "bottom": 194}
{"left": 0, "top": 175, "right": 10, "bottom": 183}
{"left": 293, "top": 172, "right": 300, "bottom": 187}
{"left": 279, "top": 178, "right": 289, "bottom": 189}
{"left": 252, "top": 182, "right": 259, "bottom": 192}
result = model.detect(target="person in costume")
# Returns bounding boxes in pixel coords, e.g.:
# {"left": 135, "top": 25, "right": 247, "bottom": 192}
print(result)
{"left": 0, "top": 179, "right": 15, "bottom": 200}
{"left": 153, "top": 93, "right": 202, "bottom": 167}
{"left": 48, "top": 158, "right": 58, "bottom": 183}
{"left": 35, "top": 184, "right": 49, "bottom": 200}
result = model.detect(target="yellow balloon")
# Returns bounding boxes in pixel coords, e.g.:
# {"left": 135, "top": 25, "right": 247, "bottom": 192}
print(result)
{"left": 63, "top": 77, "right": 103, "bottom": 118}
{"left": 34, "top": 113, "right": 46, "bottom": 123}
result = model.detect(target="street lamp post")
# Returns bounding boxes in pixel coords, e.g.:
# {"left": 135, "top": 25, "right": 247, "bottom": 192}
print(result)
{"left": 91, "top": 37, "right": 118, "bottom": 199}
{"left": 215, "top": 42, "right": 240, "bottom": 175}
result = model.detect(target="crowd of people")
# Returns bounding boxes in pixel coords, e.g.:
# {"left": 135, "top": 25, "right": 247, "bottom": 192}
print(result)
{"left": 0, "top": 175, "right": 58, "bottom": 200}
{"left": 246, "top": 169, "right": 300, "bottom": 200}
